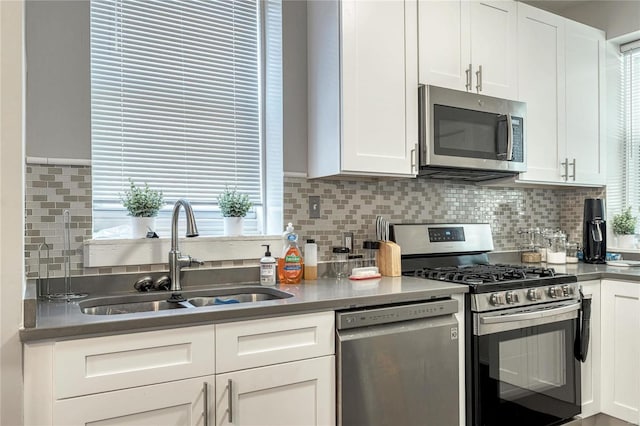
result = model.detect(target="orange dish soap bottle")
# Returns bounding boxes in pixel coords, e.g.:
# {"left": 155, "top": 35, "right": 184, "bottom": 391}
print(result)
{"left": 277, "top": 222, "right": 304, "bottom": 284}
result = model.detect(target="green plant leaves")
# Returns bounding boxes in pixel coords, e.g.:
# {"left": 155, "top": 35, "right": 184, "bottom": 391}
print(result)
{"left": 613, "top": 206, "right": 637, "bottom": 235}
{"left": 120, "top": 179, "right": 165, "bottom": 217}
{"left": 217, "top": 186, "right": 252, "bottom": 217}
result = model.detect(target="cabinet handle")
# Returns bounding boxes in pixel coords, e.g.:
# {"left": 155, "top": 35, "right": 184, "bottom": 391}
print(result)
{"left": 203, "top": 382, "right": 209, "bottom": 426}
{"left": 561, "top": 158, "right": 568, "bottom": 181}
{"left": 570, "top": 158, "right": 576, "bottom": 181}
{"left": 465, "top": 64, "right": 472, "bottom": 91}
{"left": 476, "top": 65, "right": 483, "bottom": 92}
{"left": 411, "top": 143, "right": 417, "bottom": 174}
{"left": 227, "top": 379, "right": 234, "bottom": 423}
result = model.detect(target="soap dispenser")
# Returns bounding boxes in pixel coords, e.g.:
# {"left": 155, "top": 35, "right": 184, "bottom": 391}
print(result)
{"left": 260, "top": 244, "right": 277, "bottom": 286}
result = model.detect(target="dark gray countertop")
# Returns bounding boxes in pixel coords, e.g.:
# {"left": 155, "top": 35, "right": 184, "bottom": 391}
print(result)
{"left": 20, "top": 275, "right": 467, "bottom": 342}
{"left": 22, "top": 261, "right": 640, "bottom": 343}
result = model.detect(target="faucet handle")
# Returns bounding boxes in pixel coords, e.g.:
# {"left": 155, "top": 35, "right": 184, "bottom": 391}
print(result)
{"left": 190, "top": 257, "right": 205, "bottom": 266}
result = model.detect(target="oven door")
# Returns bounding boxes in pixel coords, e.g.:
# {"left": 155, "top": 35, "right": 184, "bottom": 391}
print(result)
{"left": 470, "top": 300, "right": 581, "bottom": 426}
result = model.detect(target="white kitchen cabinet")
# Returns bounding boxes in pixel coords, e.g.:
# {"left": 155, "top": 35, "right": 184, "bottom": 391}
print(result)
{"left": 307, "top": 0, "right": 418, "bottom": 178}
{"left": 215, "top": 356, "right": 335, "bottom": 426}
{"left": 418, "top": 0, "right": 517, "bottom": 99}
{"left": 601, "top": 280, "right": 640, "bottom": 423}
{"left": 53, "top": 376, "right": 214, "bottom": 426}
{"left": 565, "top": 19, "right": 606, "bottom": 186}
{"left": 516, "top": 3, "right": 565, "bottom": 183}
{"left": 579, "top": 280, "right": 601, "bottom": 419}
{"left": 24, "top": 313, "right": 336, "bottom": 426}
{"left": 516, "top": 4, "right": 605, "bottom": 186}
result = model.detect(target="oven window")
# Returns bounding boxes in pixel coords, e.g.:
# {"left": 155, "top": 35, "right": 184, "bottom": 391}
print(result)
{"left": 497, "top": 330, "right": 567, "bottom": 398}
{"left": 473, "top": 319, "right": 581, "bottom": 426}
{"left": 433, "top": 105, "right": 499, "bottom": 159}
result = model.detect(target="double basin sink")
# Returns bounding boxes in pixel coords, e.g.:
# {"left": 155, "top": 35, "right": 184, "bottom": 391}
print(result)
{"left": 80, "top": 286, "right": 294, "bottom": 315}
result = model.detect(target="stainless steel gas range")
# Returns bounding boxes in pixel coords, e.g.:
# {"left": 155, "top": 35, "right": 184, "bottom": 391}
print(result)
{"left": 393, "top": 223, "right": 589, "bottom": 426}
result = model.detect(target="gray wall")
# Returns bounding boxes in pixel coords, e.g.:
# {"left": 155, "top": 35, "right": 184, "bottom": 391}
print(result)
{"left": 562, "top": 1, "right": 640, "bottom": 39}
{"left": 26, "top": 0, "right": 90, "bottom": 159}
{"left": 25, "top": 0, "right": 308, "bottom": 172}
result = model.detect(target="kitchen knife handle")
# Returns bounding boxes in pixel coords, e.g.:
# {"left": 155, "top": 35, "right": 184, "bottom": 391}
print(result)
{"left": 203, "top": 381, "right": 209, "bottom": 426}
{"left": 227, "top": 379, "right": 234, "bottom": 423}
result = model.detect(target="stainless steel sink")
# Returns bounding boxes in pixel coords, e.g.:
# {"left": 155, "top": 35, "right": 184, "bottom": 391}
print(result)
{"left": 81, "top": 300, "right": 190, "bottom": 315}
{"left": 187, "top": 292, "right": 283, "bottom": 307}
{"left": 80, "top": 286, "right": 293, "bottom": 315}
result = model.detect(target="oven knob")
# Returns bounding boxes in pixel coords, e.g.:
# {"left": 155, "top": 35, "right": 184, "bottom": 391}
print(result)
{"left": 527, "top": 288, "right": 541, "bottom": 301}
{"left": 489, "top": 293, "right": 505, "bottom": 306}
{"left": 548, "top": 286, "right": 562, "bottom": 298}
{"left": 505, "top": 291, "right": 519, "bottom": 304}
{"left": 562, "top": 285, "right": 572, "bottom": 297}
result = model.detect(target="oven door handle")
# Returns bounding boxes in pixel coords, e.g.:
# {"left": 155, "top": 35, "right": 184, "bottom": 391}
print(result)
{"left": 480, "top": 301, "right": 581, "bottom": 325}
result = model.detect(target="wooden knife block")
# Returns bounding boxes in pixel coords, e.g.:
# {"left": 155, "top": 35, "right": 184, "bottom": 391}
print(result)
{"left": 378, "top": 241, "right": 401, "bottom": 276}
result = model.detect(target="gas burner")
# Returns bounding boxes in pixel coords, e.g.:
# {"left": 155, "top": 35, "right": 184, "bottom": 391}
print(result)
{"left": 404, "top": 263, "right": 566, "bottom": 293}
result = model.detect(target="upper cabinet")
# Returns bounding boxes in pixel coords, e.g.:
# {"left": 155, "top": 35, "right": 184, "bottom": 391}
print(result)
{"left": 307, "top": 0, "right": 418, "bottom": 179}
{"left": 565, "top": 19, "right": 606, "bottom": 186}
{"left": 418, "top": 0, "right": 518, "bottom": 99}
{"left": 516, "top": 3, "right": 605, "bottom": 186}
{"left": 516, "top": 3, "right": 566, "bottom": 183}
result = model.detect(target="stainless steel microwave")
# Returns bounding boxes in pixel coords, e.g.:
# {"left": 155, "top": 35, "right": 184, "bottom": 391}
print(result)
{"left": 418, "top": 85, "right": 527, "bottom": 181}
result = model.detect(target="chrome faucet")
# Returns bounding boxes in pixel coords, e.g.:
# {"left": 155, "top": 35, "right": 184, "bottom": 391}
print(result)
{"left": 168, "top": 199, "right": 203, "bottom": 298}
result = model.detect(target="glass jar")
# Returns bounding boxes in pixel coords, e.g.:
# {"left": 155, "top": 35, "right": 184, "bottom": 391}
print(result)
{"left": 566, "top": 242, "right": 579, "bottom": 263}
{"left": 547, "top": 231, "right": 567, "bottom": 264}
{"left": 332, "top": 246, "right": 350, "bottom": 278}
{"left": 362, "top": 240, "right": 379, "bottom": 268}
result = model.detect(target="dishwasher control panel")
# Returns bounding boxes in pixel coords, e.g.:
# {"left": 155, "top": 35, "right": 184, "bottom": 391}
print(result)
{"left": 336, "top": 298, "right": 458, "bottom": 330}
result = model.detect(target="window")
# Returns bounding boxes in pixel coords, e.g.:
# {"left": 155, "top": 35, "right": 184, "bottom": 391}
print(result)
{"left": 90, "top": 0, "right": 282, "bottom": 238}
{"left": 608, "top": 42, "right": 640, "bottom": 229}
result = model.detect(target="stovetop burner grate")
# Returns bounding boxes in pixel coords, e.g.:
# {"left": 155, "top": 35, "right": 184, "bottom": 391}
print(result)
{"left": 403, "top": 264, "right": 568, "bottom": 293}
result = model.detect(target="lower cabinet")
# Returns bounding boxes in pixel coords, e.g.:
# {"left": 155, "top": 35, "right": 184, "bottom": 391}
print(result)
{"left": 601, "top": 279, "right": 640, "bottom": 423}
{"left": 216, "top": 356, "right": 335, "bottom": 426}
{"left": 579, "top": 280, "right": 601, "bottom": 418}
{"left": 53, "top": 376, "right": 214, "bottom": 426}
{"left": 24, "top": 312, "right": 336, "bottom": 426}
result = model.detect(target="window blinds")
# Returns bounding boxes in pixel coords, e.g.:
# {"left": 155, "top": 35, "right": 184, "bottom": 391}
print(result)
{"left": 91, "top": 0, "right": 262, "bottom": 236}
{"left": 609, "top": 47, "right": 640, "bottom": 222}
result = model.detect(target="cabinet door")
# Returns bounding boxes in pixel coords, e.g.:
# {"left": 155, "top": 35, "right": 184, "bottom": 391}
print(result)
{"left": 469, "top": 0, "right": 518, "bottom": 99}
{"left": 340, "top": 0, "right": 417, "bottom": 177}
{"left": 516, "top": 2, "right": 565, "bottom": 183}
{"left": 565, "top": 19, "right": 606, "bottom": 186}
{"left": 418, "top": 0, "right": 471, "bottom": 91}
{"left": 216, "top": 356, "right": 335, "bottom": 426}
{"left": 601, "top": 280, "right": 640, "bottom": 423}
{"left": 579, "top": 280, "right": 601, "bottom": 418}
{"left": 53, "top": 376, "right": 214, "bottom": 426}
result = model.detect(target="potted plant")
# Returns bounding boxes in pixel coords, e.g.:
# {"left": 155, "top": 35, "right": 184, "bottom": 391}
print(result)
{"left": 121, "top": 179, "right": 165, "bottom": 238}
{"left": 217, "top": 186, "right": 252, "bottom": 236}
{"left": 612, "top": 206, "right": 637, "bottom": 249}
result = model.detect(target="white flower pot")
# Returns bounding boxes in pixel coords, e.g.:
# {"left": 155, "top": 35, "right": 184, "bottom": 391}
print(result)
{"left": 224, "top": 217, "right": 244, "bottom": 236}
{"left": 131, "top": 217, "right": 155, "bottom": 239}
{"left": 616, "top": 234, "right": 637, "bottom": 249}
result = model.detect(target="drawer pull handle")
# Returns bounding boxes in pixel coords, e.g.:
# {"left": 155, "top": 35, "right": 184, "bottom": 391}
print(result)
{"left": 228, "top": 379, "right": 234, "bottom": 423}
{"left": 203, "top": 381, "right": 209, "bottom": 426}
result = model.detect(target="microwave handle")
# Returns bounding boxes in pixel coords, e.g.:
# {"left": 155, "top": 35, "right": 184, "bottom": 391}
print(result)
{"left": 506, "top": 113, "right": 514, "bottom": 161}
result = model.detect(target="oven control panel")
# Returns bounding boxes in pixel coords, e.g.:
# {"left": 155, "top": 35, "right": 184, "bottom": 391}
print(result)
{"left": 471, "top": 282, "right": 580, "bottom": 312}
{"left": 428, "top": 227, "right": 465, "bottom": 242}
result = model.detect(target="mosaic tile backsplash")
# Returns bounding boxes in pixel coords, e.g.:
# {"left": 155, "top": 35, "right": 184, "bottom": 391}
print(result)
{"left": 24, "top": 164, "right": 605, "bottom": 277}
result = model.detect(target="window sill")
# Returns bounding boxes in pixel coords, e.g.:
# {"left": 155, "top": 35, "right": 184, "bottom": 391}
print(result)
{"left": 84, "top": 235, "right": 283, "bottom": 268}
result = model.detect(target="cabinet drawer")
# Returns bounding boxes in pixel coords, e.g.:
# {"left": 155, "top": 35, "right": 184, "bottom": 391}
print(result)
{"left": 54, "top": 376, "right": 214, "bottom": 426}
{"left": 216, "top": 311, "right": 334, "bottom": 373}
{"left": 54, "top": 325, "right": 215, "bottom": 399}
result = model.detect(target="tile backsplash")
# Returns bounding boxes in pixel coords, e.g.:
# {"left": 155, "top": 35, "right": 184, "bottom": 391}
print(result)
{"left": 24, "top": 164, "right": 605, "bottom": 277}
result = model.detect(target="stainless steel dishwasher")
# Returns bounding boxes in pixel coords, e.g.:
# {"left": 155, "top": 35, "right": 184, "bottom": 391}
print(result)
{"left": 336, "top": 299, "right": 459, "bottom": 426}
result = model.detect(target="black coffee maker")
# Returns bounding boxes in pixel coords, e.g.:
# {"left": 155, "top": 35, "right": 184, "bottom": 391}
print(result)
{"left": 583, "top": 198, "right": 606, "bottom": 264}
